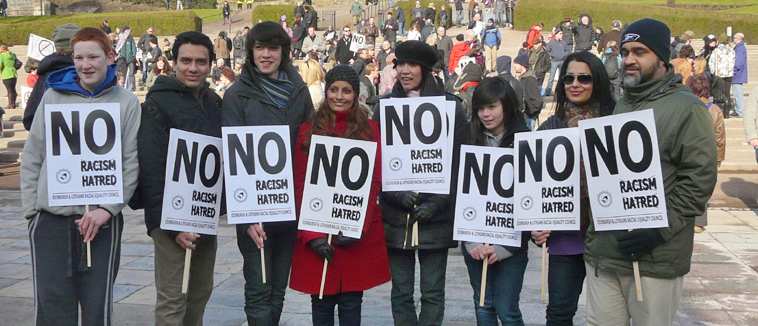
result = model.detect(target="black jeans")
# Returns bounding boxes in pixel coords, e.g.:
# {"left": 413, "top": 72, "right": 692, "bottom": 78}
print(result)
{"left": 3, "top": 77, "right": 17, "bottom": 108}
{"left": 546, "top": 254, "right": 586, "bottom": 326}
{"left": 237, "top": 222, "right": 297, "bottom": 326}
{"left": 388, "top": 247, "right": 449, "bottom": 326}
{"left": 722, "top": 76, "right": 733, "bottom": 116}
{"left": 311, "top": 291, "right": 363, "bottom": 326}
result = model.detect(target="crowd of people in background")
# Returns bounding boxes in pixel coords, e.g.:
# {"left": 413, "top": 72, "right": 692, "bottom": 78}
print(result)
{"left": 1, "top": 0, "right": 753, "bottom": 325}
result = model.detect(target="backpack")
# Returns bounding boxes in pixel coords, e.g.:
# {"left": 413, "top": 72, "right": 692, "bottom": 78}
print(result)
{"left": 603, "top": 53, "right": 619, "bottom": 79}
{"left": 484, "top": 29, "right": 501, "bottom": 47}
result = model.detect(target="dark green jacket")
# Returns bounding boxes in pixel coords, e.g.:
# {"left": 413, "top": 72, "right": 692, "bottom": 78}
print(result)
{"left": 584, "top": 67, "right": 718, "bottom": 279}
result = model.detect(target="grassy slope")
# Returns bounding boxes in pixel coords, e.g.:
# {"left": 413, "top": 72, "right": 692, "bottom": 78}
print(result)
{"left": 722, "top": 4, "right": 758, "bottom": 12}
{"left": 192, "top": 9, "right": 223, "bottom": 24}
{"left": 588, "top": 0, "right": 758, "bottom": 4}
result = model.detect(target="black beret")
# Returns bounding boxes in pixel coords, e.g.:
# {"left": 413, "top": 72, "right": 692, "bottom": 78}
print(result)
{"left": 394, "top": 40, "right": 438, "bottom": 71}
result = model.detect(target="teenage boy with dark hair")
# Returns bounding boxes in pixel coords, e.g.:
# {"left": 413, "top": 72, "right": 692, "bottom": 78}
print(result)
{"left": 21, "top": 27, "right": 140, "bottom": 326}
{"left": 222, "top": 21, "right": 314, "bottom": 326}
{"left": 137, "top": 30, "right": 222, "bottom": 326}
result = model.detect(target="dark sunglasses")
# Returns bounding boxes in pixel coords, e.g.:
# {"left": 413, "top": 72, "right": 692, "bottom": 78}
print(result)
{"left": 561, "top": 73, "right": 593, "bottom": 85}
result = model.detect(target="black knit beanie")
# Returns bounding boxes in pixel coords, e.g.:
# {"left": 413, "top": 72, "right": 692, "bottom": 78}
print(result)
{"left": 394, "top": 40, "right": 438, "bottom": 71}
{"left": 621, "top": 18, "right": 671, "bottom": 63}
{"left": 325, "top": 65, "right": 360, "bottom": 95}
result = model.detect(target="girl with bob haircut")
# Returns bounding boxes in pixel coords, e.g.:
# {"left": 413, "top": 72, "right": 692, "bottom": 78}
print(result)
{"left": 532, "top": 51, "right": 614, "bottom": 325}
{"left": 21, "top": 26, "right": 141, "bottom": 326}
{"left": 145, "top": 55, "right": 172, "bottom": 88}
{"left": 463, "top": 76, "right": 532, "bottom": 325}
{"left": 290, "top": 65, "right": 390, "bottom": 326}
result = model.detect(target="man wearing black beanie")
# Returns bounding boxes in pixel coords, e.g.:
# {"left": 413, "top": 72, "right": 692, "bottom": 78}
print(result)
{"left": 583, "top": 18, "right": 718, "bottom": 326}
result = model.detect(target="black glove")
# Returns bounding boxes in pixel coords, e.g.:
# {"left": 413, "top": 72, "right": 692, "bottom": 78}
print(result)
{"left": 616, "top": 229, "right": 666, "bottom": 261}
{"left": 309, "top": 238, "right": 335, "bottom": 263}
{"left": 393, "top": 191, "right": 418, "bottom": 210}
{"left": 333, "top": 231, "right": 359, "bottom": 248}
{"left": 410, "top": 201, "right": 440, "bottom": 225}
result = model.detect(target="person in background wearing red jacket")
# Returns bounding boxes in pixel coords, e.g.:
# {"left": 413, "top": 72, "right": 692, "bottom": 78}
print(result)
{"left": 290, "top": 65, "right": 390, "bottom": 326}
{"left": 27, "top": 60, "right": 40, "bottom": 87}
{"left": 526, "top": 22, "right": 544, "bottom": 49}
{"left": 448, "top": 34, "right": 470, "bottom": 74}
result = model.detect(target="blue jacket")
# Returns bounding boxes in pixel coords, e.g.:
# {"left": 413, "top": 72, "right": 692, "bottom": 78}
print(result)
{"left": 47, "top": 64, "right": 118, "bottom": 97}
{"left": 733, "top": 41, "right": 748, "bottom": 84}
{"left": 481, "top": 25, "right": 501, "bottom": 47}
{"left": 396, "top": 7, "right": 406, "bottom": 22}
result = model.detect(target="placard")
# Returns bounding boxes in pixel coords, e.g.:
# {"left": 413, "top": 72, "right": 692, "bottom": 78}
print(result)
{"left": 514, "top": 128, "right": 581, "bottom": 231}
{"left": 578, "top": 110, "right": 669, "bottom": 231}
{"left": 454, "top": 146, "right": 521, "bottom": 247}
{"left": 27, "top": 33, "right": 56, "bottom": 61}
{"left": 222, "top": 126, "right": 296, "bottom": 224}
{"left": 161, "top": 129, "right": 223, "bottom": 235}
{"left": 349, "top": 33, "right": 366, "bottom": 52}
{"left": 298, "top": 135, "right": 377, "bottom": 238}
{"left": 458, "top": 56, "right": 476, "bottom": 71}
{"left": 426, "top": 100, "right": 457, "bottom": 194}
{"left": 44, "top": 103, "right": 123, "bottom": 206}
{"left": 379, "top": 96, "right": 450, "bottom": 192}
{"left": 20, "top": 86, "right": 33, "bottom": 110}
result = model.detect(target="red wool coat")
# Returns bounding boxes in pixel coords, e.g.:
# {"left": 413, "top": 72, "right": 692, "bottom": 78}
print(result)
{"left": 289, "top": 111, "right": 391, "bottom": 295}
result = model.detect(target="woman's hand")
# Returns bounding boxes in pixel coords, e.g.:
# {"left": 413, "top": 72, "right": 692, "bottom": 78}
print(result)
{"left": 531, "top": 230, "right": 551, "bottom": 246}
{"left": 469, "top": 244, "right": 498, "bottom": 265}
{"left": 75, "top": 208, "right": 112, "bottom": 242}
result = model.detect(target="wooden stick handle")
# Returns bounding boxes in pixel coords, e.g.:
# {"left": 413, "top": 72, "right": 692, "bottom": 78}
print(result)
{"left": 85, "top": 205, "right": 91, "bottom": 268}
{"left": 182, "top": 248, "right": 191, "bottom": 294}
{"left": 628, "top": 229, "right": 643, "bottom": 301}
{"left": 260, "top": 222, "right": 266, "bottom": 284}
{"left": 412, "top": 221, "right": 419, "bottom": 247}
{"left": 479, "top": 243, "right": 489, "bottom": 307}
{"left": 541, "top": 243, "right": 547, "bottom": 302}
{"left": 403, "top": 213, "right": 410, "bottom": 248}
{"left": 318, "top": 234, "right": 333, "bottom": 299}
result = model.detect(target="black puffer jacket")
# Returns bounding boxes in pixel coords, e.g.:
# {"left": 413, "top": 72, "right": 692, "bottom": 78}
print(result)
{"left": 372, "top": 87, "right": 470, "bottom": 250}
{"left": 574, "top": 14, "right": 596, "bottom": 52}
{"left": 496, "top": 55, "right": 524, "bottom": 113}
{"left": 23, "top": 53, "right": 74, "bottom": 130}
{"left": 138, "top": 75, "right": 224, "bottom": 239}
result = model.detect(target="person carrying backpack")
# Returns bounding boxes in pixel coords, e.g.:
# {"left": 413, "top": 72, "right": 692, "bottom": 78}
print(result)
{"left": 601, "top": 40, "right": 621, "bottom": 101}
{"left": 481, "top": 18, "right": 501, "bottom": 74}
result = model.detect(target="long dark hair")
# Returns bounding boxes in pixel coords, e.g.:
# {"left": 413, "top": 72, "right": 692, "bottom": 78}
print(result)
{"left": 246, "top": 21, "right": 292, "bottom": 68}
{"left": 554, "top": 51, "right": 615, "bottom": 120}
{"left": 469, "top": 77, "right": 526, "bottom": 147}
{"left": 301, "top": 85, "right": 374, "bottom": 152}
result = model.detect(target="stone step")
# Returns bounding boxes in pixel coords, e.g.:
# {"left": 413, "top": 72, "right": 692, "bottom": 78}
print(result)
{"left": 0, "top": 148, "right": 23, "bottom": 163}
{"left": 2, "top": 121, "right": 23, "bottom": 130}
{"left": 0, "top": 137, "right": 26, "bottom": 150}
{"left": 1, "top": 129, "right": 29, "bottom": 139}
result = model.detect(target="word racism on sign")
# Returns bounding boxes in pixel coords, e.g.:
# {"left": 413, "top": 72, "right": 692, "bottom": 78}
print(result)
{"left": 454, "top": 146, "right": 521, "bottom": 247}
{"left": 222, "top": 126, "right": 296, "bottom": 224}
{"left": 380, "top": 96, "right": 450, "bottom": 193}
{"left": 45, "top": 103, "right": 123, "bottom": 206}
{"left": 349, "top": 33, "right": 366, "bottom": 52}
{"left": 578, "top": 110, "right": 668, "bottom": 231}
{"left": 298, "top": 135, "right": 376, "bottom": 239}
{"left": 161, "top": 129, "right": 224, "bottom": 235}
{"left": 513, "top": 129, "right": 581, "bottom": 231}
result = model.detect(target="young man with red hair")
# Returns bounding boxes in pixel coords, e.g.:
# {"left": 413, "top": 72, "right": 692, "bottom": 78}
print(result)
{"left": 21, "top": 27, "right": 141, "bottom": 326}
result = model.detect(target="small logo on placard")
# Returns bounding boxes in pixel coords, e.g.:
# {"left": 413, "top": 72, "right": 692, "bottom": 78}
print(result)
{"left": 234, "top": 188, "right": 248, "bottom": 203}
{"left": 171, "top": 195, "right": 185, "bottom": 210}
{"left": 309, "top": 198, "right": 324, "bottom": 212}
{"left": 389, "top": 157, "right": 403, "bottom": 171}
{"left": 598, "top": 191, "right": 612, "bottom": 208}
{"left": 56, "top": 169, "right": 72, "bottom": 184}
{"left": 463, "top": 207, "right": 477, "bottom": 221}
{"left": 520, "top": 195, "right": 533, "bottom": 211}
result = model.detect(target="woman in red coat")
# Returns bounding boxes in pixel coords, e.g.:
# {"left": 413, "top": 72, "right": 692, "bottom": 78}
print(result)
{"left": 290, "top": 65, "right": 391, "bottom": 326}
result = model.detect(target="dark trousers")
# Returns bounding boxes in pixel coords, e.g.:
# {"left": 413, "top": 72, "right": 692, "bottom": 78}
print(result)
{"left": 722, "top": 76, "right": 733, "bottom": 117}
{"left": 388, "top": 247, "right": 449, "bottom": 326}
{"left": 3, "top": 77, "right": 17, "bottom": 108}
{"left": 462, "top": 248, "right": 528, "bottom": 326}
{"left": 237, "top": 222, "right": 297, "bottom": 326}
{"left": 546, "top": 254, "right": 586, "bottom": 326}
{"left": 29, "top": 211, "right": 123, "bottom": 326}
{"left": 311, "top": 291, "right": 363, "bottom": 326}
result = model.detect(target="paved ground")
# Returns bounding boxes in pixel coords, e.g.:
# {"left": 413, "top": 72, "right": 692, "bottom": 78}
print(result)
{"left": 1, "top": 189, "right": 757, "bottom": 326}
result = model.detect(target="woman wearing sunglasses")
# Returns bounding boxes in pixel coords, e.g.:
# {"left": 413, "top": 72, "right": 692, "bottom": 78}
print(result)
{"left": 531, "top": 51, "right": 615, "bottom": 326}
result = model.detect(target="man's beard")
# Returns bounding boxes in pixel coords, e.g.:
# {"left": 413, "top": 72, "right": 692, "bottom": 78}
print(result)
{"left": 622, "top": 58, "right": 661, "bottom": 88}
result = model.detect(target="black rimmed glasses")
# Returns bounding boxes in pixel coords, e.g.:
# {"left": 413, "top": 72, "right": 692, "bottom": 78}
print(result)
{"left": 561, "top": 73, "right": 593, "bottom": 85}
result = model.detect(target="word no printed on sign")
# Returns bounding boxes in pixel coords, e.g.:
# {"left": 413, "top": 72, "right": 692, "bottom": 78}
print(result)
{"left": 349, "top": 33, "right": 366, "bottom": 52}
{"left": 379, "top": 96, "right": 450, "bottom": 193}
{"left": 513, "top": 128, "right": 581, "bottom": 231}
{"left": 45, "top": 103, "right": 123, "bottom": 206}
{"left": 454, "top": 145, "right": 521, "bottom": 247}
{"left": 161, "top": 129, "right": 223, "bottom": 235}
{"left": 578, "top": 109, "right": 668, "bottom": 231}
{"left": 298, "top": 135, "right": 377, "bottom": 239}
{"left": 27, "top": 33, "right": 56, "bottom": 61}
{"left": 222, "top": 126, "right": 296, "bottom": 224}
